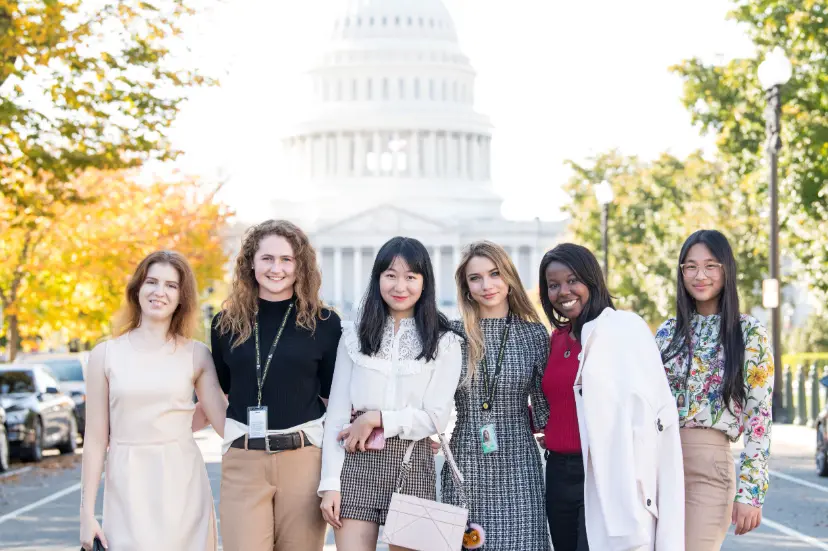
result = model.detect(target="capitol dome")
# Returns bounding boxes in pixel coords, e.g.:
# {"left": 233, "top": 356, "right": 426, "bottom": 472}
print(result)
{"left": 278, "top": 0, "right": 564, "bottom": 318}
{"left": 328, "top": 0, "right": 459, "bottom": 44}
{"left": 281, "top": 0, "right": 501, "bottom": 225}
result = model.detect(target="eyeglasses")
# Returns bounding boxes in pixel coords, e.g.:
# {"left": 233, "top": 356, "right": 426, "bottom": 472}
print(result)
{"left": 680, "top": 262, "right": 723, "bottom": 279}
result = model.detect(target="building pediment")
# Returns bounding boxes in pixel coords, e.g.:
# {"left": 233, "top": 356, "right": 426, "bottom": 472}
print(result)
{"left": 315, "top": 204, "right": 451, "bottom": 237}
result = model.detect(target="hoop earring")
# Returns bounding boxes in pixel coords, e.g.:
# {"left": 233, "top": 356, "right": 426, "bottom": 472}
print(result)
{"left": 466, "top": 291, "right": 473, "bottom": 302}
{"left": 507, "top": 288, "right": 513, "bottom": 295}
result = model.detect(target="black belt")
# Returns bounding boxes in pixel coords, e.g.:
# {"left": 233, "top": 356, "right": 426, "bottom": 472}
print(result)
{"left": 230, "top": 432, "right": 312, "bottom": 453}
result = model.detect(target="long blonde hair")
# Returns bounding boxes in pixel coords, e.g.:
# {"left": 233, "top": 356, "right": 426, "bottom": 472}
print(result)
{"left": 455, "top": 241, "right": 541, "bottom": 380}
{"left": 113, "top": 250, "right": 200, "bottom": 339}
{"left": 217, "top": 219, "right": 328, "bottom": 348}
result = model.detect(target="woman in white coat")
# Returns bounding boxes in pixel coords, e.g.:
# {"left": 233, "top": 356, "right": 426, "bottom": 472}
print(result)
{"left": 538, "top": 243, "right": 685, "bottom": 551}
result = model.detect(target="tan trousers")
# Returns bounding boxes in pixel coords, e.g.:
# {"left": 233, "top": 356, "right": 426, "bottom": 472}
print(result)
{"left": 219, "top": 445, "right": 327, "bottom": 551}
{"left": 681, "top": 428, "right": 736, "bottom": 551}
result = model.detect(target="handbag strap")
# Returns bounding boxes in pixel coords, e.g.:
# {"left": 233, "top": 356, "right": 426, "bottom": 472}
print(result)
{"left": 395, "top": 410, "right": 468, "bottom": 507}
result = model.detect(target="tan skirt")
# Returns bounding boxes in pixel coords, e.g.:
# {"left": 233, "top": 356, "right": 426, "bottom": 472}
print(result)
{"left": 681, "top": 428, "right": 736, "bottom": 551}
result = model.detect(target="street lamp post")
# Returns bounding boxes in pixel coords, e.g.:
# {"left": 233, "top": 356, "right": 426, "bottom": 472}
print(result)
{"left": 758, "top": 47, "right": 792, "bottom": 424}
{"left": 594, "top": 180, "right": 614, "bottom": 280}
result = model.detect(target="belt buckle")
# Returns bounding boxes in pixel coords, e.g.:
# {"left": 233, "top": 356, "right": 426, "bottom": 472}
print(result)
{"left": 265, "top": 435, "right": 280, "bottom": 454}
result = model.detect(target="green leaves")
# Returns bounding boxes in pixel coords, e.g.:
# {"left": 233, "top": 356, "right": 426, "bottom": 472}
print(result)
{"left": 672, "top": 0, "right": 828, "bottom": 308}
{"left": 563, "top": 151, "right": 768, "bottom": 327}
{"left": 0, "top": 0, "right": 215, "bottom": 208}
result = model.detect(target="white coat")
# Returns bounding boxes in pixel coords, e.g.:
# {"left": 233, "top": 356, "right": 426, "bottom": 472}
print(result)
{"left": 574, "top": 308, "right": 685, "bottom": 551}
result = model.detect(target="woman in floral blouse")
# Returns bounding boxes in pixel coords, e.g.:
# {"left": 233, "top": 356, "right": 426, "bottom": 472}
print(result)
{"left": 656, "top": 229, "right": 773, "bottom": 551}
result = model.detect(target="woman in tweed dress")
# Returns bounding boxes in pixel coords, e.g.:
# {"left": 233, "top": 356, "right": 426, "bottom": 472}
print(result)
{"left": 442, "top": 241, "right": 551, "bottom": 550}
{"left": 319, "top": 236, "right": 462, "bottom": 550}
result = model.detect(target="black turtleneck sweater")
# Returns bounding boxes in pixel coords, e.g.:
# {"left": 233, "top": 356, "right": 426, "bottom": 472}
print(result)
{"left": 211, "top": 297, "right": 342, "bottom": 431}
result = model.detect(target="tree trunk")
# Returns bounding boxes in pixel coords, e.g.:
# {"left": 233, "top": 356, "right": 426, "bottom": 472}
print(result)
{"left": 0, "top": 9, "right": 16, "bottom": 88}
{"left": 7, "top": 313, "right": 19, "bottom": 362}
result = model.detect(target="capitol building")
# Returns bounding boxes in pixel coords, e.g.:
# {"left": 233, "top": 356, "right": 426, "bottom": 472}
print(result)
{"left": 275, "top": 0, "right": 563, "bottom": 317}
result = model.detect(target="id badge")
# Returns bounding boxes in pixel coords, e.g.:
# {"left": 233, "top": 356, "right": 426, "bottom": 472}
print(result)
{"left": 247, "top": 406, "right": 268, "bottom": 438}
{"left": 674, "top": 390, "right": 689, "bottom": 418}
{"left": 480, "top": 424, "right": 499, "bottom": 454}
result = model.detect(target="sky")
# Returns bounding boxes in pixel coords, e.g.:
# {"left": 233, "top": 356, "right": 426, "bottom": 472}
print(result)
{"left": 158, "top": 0, "right": 757, "bottom": 223}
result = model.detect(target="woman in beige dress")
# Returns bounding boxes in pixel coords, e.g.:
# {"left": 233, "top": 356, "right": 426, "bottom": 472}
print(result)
{"left": 80, "top": 250, "right": 227, "bottom": 550}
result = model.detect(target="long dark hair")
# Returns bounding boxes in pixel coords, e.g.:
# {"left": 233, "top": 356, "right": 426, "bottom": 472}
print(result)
{"left": 538, "top": 243, "right": 614, "bottom": 340}
{"left": 358, "top": 237, "right": 453, "bottom": 361}
{"left": 661, "top": 229, "right": 746, "bottom": 412}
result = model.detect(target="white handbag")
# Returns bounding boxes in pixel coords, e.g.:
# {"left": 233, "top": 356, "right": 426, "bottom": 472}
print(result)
{"left": 380, "top": 410, "right": 469, "bottom": 551}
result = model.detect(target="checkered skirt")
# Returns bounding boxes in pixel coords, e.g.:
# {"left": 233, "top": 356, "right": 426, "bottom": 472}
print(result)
{"left": 340, "top": 424, "right": 436, "bottom": 525}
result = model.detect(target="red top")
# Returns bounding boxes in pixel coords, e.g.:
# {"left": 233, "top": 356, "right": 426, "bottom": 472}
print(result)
{"left": 542, "top": 325, "right": 582, "bottom": 454}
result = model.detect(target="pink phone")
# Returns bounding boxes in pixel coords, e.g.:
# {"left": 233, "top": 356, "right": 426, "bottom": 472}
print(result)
{"left": 365, "top": 427, "right": 386, "bottom": 450}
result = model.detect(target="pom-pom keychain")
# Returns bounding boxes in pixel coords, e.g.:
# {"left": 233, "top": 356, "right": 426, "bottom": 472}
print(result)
{"left": 463, "top": 522, "right": 486, "bottom": 549}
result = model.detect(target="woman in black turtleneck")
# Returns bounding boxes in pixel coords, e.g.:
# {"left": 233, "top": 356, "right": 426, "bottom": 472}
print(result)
{"left": 210, "top": 219, "right": 341, "bottom": 551}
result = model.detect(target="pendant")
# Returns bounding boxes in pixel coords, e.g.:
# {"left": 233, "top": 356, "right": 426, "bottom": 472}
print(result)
{"left": 482, "top": 401, "right": 490, "bottom": 411}
{"left": 564, "top": 350, "right": 571, "bottom": 358}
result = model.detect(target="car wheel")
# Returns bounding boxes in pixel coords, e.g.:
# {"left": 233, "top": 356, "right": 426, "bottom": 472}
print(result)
{"left": 0, "top": 425, "right": 10, "bottom": 473}
{"left": 58, "top": 416, "right": 78, "bottom": 455}
{"left": 817, "top": 425, "right": 828, "bottom": 477}
{"left": 22, "top": 418, "right": 43, "bottom": 463}
{"left": 76, "top": 414, "right": 85, "bottom": 444}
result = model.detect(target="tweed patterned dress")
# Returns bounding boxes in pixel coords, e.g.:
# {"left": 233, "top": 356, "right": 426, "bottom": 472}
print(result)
{"left": 441, "top": 318, "right": 551, "bottom": 551}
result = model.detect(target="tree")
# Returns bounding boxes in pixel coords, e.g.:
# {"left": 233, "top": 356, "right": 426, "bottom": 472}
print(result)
{"left": 0, "top": 170, "right": 232, "bottom": 359}
{"left": 562, "top": 150, "right": 767, "bottom": 328}
{"left": 0, "top": 0, "right": 214, "bottom": 208}
{"left": 671, "top": 0, "right": 828, "bottom": 307}
{"left": 785, "top": 312, "right": 828, "bottom": 355}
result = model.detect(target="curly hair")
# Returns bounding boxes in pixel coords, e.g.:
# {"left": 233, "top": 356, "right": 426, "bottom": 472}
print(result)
{"left": 455, "top": 241, "right": 540, "bottom": 381}
{"left": 113, "top": 250, "right": 200, "bottom": 339}
{"left": 217, "top": 219, "right": 328, "bottom": 348}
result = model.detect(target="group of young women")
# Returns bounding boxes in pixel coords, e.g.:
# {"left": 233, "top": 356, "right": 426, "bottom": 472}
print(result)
{"left": 79, "top": 219, "right": 773, "bottom": 551}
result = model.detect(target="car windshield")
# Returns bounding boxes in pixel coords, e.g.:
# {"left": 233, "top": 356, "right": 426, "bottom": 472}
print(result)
{"left": 39, "top": 360, "right": 84, "bottom": 382}
{"left": 0, "top": 371, "right": 36, "bottom": 394}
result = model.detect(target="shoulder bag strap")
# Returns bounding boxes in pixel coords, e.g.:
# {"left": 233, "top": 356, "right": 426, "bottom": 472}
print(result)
{"left": 395, "top": 411, "right": 468, "bottom": 507}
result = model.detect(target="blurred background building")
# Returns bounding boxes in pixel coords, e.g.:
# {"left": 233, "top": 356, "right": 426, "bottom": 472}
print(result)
{"left": 272, "top": 0, "right": 563, "bottom": 318}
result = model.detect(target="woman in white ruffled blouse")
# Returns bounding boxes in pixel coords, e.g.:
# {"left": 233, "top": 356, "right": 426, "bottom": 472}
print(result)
{"left": 319, "top": 236, "right": 463, "bottom": 551}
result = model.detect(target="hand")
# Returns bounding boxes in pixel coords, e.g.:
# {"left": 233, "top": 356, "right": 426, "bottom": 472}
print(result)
{"left": 191, "top": 402, "right": 209, "bottom": 432}
{"left": 337, "top": 411, "right": 381, "bottom": 453}
{"left": 535, "top": 434, "right": 546, "bottom": 449}
{"left": 320, "top": 490, "right": 343, "bottom": 529}
{"left": 430, "top": 438, "right": 441, "bottom": 455}
{"left": 80, "top": 514, "right": 108, "bottom": 549}
{"left": 732, "top": 502, "right": 762, "bottom": 535}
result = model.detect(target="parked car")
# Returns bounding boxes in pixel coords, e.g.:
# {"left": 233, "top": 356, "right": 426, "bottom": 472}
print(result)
{"left": 16, "top": 353, "right": 87, "bottom": 436}
{"left": 0, "top": 364, "right": 78, "bottom": 461}
{"left": 0, "top": 405, "right": 9, "bottom": 472}
{"left": 817, "top": 375, "right": 828, "bottom": 477}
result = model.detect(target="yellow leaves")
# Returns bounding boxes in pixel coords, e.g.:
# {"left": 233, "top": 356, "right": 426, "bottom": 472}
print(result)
{"left": 2, "top": 168, "right": 232, "bottom": 347}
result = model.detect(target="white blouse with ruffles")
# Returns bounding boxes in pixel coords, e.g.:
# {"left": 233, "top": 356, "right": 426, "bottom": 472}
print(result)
{"left": 318, "top": 317, "right": 462, "bottom": 494}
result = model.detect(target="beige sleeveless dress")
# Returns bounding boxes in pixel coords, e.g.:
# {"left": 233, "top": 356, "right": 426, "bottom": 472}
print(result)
{"left": 102, "top": 334, "right": 217, "bottom": 551}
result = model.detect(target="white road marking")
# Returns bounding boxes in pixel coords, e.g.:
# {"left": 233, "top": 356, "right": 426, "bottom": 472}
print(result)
{"left": 0, "top": 466, "right": 32, "bottom": 479}
{"left": 771, "top": 470, "right": 828, "bottom": 494}
{"left": 763, "top": 517, "right": 828, "bottom": 550}
{"left": 0, "top": 482, "right": 81, "bottom": 525}
{"left": 732, "top": 458, "right": 828, "bottom": 494}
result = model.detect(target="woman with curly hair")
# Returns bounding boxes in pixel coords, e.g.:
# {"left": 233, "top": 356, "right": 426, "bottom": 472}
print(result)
{"left": 210, "top": 219, "right": 342, "bottom": 551}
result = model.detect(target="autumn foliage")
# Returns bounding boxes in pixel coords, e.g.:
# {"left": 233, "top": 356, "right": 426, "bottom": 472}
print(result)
{"left": 0, "top": 170, "right": 232, "bottom": 356}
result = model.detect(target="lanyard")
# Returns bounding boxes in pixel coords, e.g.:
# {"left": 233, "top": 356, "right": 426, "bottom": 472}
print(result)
{"left": 253, "top": 303, "right": 293, "bottom": 407}
{"left": 480, "top": 315, "right": 512, "bottom": 411}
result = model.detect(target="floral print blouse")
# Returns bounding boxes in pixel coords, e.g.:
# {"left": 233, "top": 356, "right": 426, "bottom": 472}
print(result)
{"left": 655, "top": 313, "right": 773, "bottom": 507}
